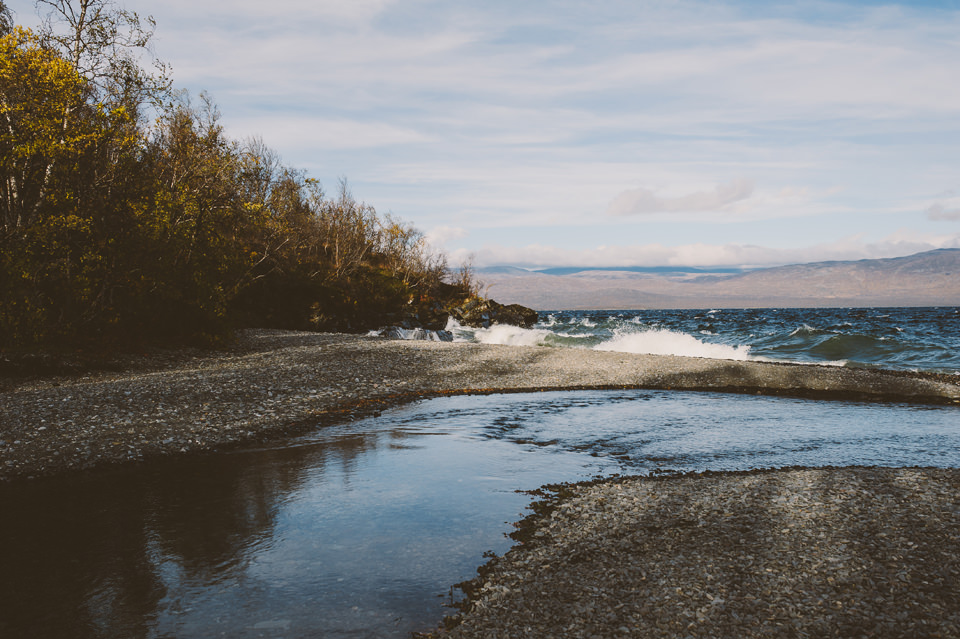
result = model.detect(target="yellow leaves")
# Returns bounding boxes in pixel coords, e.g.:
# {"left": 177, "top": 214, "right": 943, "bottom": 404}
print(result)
{"left": 0, "top": 28, "right": 86, "bottom": 133}
{"left": 0, "top": 27, "right": 130, "bottom": 173}
{"left": 0, "top": 23, "right": 468, "bottom": 346}
{"left": 1, "top": 26, "right": 102, "bottom": 230}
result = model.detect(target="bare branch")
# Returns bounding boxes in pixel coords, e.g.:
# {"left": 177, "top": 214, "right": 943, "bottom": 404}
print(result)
{"left": 35, "top": 0, "right": 172, "bottom": 110}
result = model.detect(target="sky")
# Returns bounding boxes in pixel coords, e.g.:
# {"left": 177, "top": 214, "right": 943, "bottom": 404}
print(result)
{"left": 8, "top": 0, "right": 960, "bottom": 269}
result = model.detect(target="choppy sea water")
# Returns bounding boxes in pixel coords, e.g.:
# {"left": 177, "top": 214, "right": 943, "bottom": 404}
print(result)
{"left": 447, "top": 307, "right": 960, "bottom": 373}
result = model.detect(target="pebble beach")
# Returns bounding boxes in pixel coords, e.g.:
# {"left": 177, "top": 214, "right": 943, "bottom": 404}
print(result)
{"left": 445, "top": 467, "right": 960, "bottom": 638}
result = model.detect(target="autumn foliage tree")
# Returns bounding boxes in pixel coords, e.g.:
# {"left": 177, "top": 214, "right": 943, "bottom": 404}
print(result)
{"left": 0, "top": 1, "right": 474, "bottom": 350}
{"left": 0, "top": 26, "right": 125, "bottom": 342}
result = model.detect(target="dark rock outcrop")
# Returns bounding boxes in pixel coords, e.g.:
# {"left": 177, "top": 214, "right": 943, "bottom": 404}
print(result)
{"left": 451, "top": 298, "right": 539, "bottom": 329}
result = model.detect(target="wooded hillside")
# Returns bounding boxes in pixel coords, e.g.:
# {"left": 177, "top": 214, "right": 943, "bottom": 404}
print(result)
{"left": 0, "top": 1, "right": 477, "bottom": 350}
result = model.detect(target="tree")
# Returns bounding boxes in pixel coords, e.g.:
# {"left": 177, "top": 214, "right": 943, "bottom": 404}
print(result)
{"left": 35, "top": 0, "right": 171, "bottom": 113}
{"left": 1, "top": 4, "right": 481, "bottom": 348}
{"left": 0, "top": 2, "right": 13, "bottom": 35}
{"left": 0, "top": 27, "right": 91, "bottom": 230}
{"left": 312, "top": 178, "right": 380, "bottom": 281}
{"left": 379, "top": 214, "right": 447, "bottom": 289}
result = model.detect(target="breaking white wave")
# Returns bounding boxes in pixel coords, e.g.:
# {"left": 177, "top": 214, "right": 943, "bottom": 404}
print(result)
{"left": 446, "top": 318, "right": 553, "bottom": 347}
{"left": 594, "top": 328, "right": 751, "bottom": 361}
{"left": 385, "top": 309, "right": 959, "bottom": 372}
{"left": 474, "top": 324, "right": 554, "bottom": 347}
{"left": 447, "top": 318, "right": 753, "bottom": 360}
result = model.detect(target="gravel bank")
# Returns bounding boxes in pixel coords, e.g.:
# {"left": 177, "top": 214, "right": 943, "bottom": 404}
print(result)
{"left": 2, "top": 329, "right": 959, "bottom": 482}
{"left": 444, "top": 467, "right": 960, "bottom": 639}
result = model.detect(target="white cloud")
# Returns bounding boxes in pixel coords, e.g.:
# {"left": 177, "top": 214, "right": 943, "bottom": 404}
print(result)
{"left": 222, "top": 116, "right": 433, "bottom": 151}
{"left": 927, "top": 202, "right": 960, "bottom": 221}
{"left": 8, "top": 0, "right": 960, "bottom": 266}
{"left": 134, "top": 0, "right": 405, "bottom": 26}
{"left": 608, "top": 179, "right": 755, "bottom": 216}
{"left": 425, "top": 225, "right": 467, "bottom": 248}
{"left": 459, "top": 231, "right": 960, "bottom": 270}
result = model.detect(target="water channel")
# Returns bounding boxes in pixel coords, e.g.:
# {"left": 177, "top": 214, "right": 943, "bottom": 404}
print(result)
{"left": 2, "top": 389, "right": 958, "bottom": 638}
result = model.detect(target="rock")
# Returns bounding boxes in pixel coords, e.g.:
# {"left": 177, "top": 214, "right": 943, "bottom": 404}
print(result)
{"left": 374, "top": 327, "right": 454, "bottom": 342}
{"left": 451, "top": 298, "right": 539, "bottom": 329}
{"left": 377, "top": 326, "right": 407, "bottom": 340}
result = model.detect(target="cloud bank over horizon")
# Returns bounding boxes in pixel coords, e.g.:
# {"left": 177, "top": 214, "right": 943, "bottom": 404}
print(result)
{"left": 7, "top": 0, "right": 960, "bottom": 269}
{"left": 449, "top": 232, "right": 960, "bottom": 271}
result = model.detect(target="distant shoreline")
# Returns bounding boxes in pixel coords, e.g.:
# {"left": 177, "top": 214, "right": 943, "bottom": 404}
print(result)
{"left": 2, "top": 329, "right": 959, "bottom": 483}
{"left": 478, "top": 249, "right": 960, "bottom": 310}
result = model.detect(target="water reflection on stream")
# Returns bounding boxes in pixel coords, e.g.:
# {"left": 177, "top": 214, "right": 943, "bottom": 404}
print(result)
{"left": 2, "top": 390, "right": 958, "bottom": 638}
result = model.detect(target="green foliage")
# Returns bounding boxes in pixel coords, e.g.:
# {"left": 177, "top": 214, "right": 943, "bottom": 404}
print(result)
{"left": 0, "top": 4, "right": 477, "bottom": 351}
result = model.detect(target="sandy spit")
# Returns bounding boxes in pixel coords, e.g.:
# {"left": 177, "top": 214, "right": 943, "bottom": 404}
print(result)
{"left": 2, "top": 329, "right": 959, "bottom": 482}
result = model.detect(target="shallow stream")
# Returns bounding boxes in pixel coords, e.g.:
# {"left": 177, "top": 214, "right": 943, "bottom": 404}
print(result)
{"left": 2, "top": 390, "right": 958, "bottom": 638}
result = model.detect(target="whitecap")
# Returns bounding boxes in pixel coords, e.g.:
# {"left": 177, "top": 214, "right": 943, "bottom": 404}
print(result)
{"left": 472, "top": 324, "right": 553, "bottom": 347}
{"left": 789, "top": 324, "right": 818, "bottom": 337}
{"left": 445, "top": 317, "right": 476, "bottom": 341}
{"left": 446, "top": 317, "right": 551, "bottom": 346}
{"left": 593, "top": 328, "right": 750, "bottom": 361}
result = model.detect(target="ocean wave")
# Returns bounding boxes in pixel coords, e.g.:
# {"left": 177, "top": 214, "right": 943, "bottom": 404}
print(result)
{"left": 448, "top": 319, "right": 553, "bottom": 347}
{"left": 593, "top": 328, "right": 751, "bottom": 361}
{"left": 441, "top": 308, "right": 960, "bottom": 373}
{"left": 476, "top": 324, "right": 554, "bottom": 346}
{"left": 789, "top": 324, "right": 826, "bottom": 337}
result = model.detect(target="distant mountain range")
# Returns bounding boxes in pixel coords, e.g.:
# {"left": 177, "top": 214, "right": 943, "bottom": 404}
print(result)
{"left": 476, "top": 249, "right": 960, "bottom": 310}
{"left": 534, "top": 265, "right": 748, "bottom": 276}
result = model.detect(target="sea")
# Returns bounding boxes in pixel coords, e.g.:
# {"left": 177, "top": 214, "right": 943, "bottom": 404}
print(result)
{"left": 443, "top": 307, "right": 960, "bottom": 374}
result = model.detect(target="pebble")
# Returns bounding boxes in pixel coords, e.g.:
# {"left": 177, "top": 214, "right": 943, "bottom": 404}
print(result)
{"left": 443, "top": 468, "right": 960, "bottom": 638}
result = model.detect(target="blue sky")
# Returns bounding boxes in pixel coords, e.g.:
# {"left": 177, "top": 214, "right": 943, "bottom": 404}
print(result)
{"left": 8, "top": 0, "right": 960, "bottom": 268}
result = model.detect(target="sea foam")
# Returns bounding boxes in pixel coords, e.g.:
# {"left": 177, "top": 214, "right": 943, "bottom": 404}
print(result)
{"left": 446, "top": 318, "right": 553, "bottom": 347}
{"left": 593, "top": 328, "right": 751, "bottom": 361}
{"left": 471, "top": 324, "right": 553, "bottom": 347}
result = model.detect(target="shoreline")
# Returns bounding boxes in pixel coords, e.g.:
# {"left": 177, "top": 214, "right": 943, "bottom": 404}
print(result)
{"left": 2, "top": 329, "right": 959, "bottom": 483}
{"left": 441, "top": 466, "right": 960, "bottom": 638}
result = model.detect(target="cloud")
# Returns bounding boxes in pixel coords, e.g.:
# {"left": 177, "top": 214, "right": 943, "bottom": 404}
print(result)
{"left": 134, "top": 0, "right": 404, "bottom": 26}
{"left": 608, "top": 179, "right": 755, "bottom": 216}
{"left": 426, "top": 225, "right": 467, "bottom": 247}
{"left": 222, "top": 116, "right": 433, "bottom": 151}
{"left": 10, "top": 0, "right": 959, "bottom": 263}
{"left": 927, "top": 202, "right": 960, "bottom": 221}
{"left": 458, "top": 231, "right": 960, "bottom": 270}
